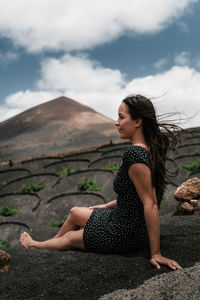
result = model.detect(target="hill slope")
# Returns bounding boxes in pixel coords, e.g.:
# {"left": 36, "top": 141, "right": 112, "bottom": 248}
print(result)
{"left": 0, "top": 96, "right": 119, "bottom": 162}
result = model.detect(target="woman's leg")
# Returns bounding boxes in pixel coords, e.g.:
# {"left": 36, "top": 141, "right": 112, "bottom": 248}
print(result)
{"left": 54, "top": 207, "right": 93, "bottom": 238}
{"left": 20, "top": 229, "right": 85, "bottom": 251}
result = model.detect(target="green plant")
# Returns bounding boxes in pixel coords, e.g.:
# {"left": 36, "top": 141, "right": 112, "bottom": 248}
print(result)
{"left": 160, "top": 197, "right": 168, "bottom": 205}
{"left": 191, "top": 149, "right": 200, "bottom": 155}
{"left": 0, "top": 181, "right": 7, "bottom": 188}
{"left": 59, "top": 167, "right": 81, "bottom": 176}
{"left": 21, "top": 183, "right": 47, "bottom": 192}
{"left": 0, "top": 239, "right": 10, "bottom": 248}
{"left": 37, "top": 164, "right": 46, "bottom": 169}
{"left": 0, "top": 204, "right": 22, "bottom": 216}
{"left": 104, "top": 162, "right": 120, "bottom": 171}
{"left": 77, "top": 178, "right": 101, "bottom": 192}
{"left": 181, "top": 158, "right": 200, "bottom": 171}
{"left": 48, "top": 216, "right": 68, "bottom": 227}
{"left": 117, "top": 151, "right": 122, "bottom": 156}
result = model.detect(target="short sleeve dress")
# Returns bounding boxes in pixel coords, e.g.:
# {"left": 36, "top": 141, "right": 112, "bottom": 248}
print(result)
{"left": 83, "top": 145, "right": 164, "bottom": 254}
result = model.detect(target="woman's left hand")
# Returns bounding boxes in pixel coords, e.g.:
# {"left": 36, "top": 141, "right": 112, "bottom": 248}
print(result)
{"left": 150, "top": 254, "right": 182, "bottom": 270}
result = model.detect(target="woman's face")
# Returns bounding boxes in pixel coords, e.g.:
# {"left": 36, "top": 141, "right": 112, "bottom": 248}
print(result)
{"left": 115, "top": 102, "right": 139, "bottom": 140}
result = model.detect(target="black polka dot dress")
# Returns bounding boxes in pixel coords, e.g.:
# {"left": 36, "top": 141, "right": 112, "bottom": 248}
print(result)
{"left": 83, "top": 145, "right": 164, "bottom": 254}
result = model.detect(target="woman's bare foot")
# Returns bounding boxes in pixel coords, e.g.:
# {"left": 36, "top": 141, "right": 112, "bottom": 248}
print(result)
{"left": 20, "top": 232, "right": 36, "bottom": 249}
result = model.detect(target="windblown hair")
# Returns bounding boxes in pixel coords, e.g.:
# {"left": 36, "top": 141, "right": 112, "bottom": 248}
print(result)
{"left": 123, "top": 94, "right": 183, "bottom": 192}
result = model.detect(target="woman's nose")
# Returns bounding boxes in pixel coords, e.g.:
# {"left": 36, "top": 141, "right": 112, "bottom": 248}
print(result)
{"left": 115, "top": 119, "right": 119, "bottom": 126}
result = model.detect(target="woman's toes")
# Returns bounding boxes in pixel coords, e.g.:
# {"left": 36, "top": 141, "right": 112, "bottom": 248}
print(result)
{"left": 20, "top": 232, "right": 26, "bottom": 241}
{"left": 20, "top": 232, "right": 33, "bottom": 248}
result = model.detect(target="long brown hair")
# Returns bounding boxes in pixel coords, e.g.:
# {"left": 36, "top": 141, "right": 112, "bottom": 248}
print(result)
{"left": 123, "top": 94, "right": 183, "bottom": 192}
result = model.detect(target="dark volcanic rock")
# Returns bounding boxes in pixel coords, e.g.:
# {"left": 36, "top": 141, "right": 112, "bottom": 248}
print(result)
{"left": 100, "top": 263, "right": 200, "bottom": 300}
{"left": 0, "top": 127, "right": 200, "bottom": 299}
{"left": 0, "top": 214, "right": 200, "bottom": 299}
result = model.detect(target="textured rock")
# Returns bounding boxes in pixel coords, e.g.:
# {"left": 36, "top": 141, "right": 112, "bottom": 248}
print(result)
{"left": 177, "top": 202, "right": 194, "bottom": 215}
{"left": 1, "top": 214, "right": 200, "bottom": 300}
{"left": 197, "top": 200, "right": 200, "bottom": 209}
{"left": 190, "top": 199, "right": 198, "bottom": 206}
{"left": 99, "top": 263, "right": 200, "bottom": 300}
{"left": 0, "top": 250, "right": 10, "bottom": 272}
{"left": 0, "top": 124, "right": 200, "bottom": 299}
{"left": 189, "top": 199, "right": 200, "bottom": 209}
{"left": 174, "top": 178, "right": 200, "bottom": 215}
{"left": 174, "top": 177, "right": 200, "bottom": 202}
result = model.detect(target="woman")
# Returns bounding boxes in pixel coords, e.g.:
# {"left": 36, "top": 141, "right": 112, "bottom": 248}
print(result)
{"left": 20, "top": 95, "right": 182, "bottom": 270}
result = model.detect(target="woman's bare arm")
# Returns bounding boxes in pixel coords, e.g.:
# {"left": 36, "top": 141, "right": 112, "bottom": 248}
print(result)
{"left": 89, "top": 200, "right": 117, "bottom": 210}
{"left": 128, "top": 163, "right": 182, "bottom": 270}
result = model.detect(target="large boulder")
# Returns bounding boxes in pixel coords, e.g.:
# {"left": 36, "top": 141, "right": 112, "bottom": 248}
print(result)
{"left": 174, "top": 177, "right": 200, "bottom": 215}
{"left": 174, "top": 177, "right": 200, "bottom": 202}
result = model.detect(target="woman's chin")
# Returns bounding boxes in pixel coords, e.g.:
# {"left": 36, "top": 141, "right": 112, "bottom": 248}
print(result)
{"left": 118, "top": 133, "right": 130, "bottom": 140}
{"left": 119, "top": 133, "right": 125, "bottom": 139}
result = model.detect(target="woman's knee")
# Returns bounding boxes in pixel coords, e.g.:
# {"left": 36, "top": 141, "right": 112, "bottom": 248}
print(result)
{"left": 70, "top": 206, "right": 79, "bottom": 218}
{"left": 69, "top": 206, "right": 91, "bottom": 226}
{"left": 70, "top": 206, "right": 84, "bottom": 223}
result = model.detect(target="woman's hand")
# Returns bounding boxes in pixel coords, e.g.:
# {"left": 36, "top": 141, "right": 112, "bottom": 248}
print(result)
{"left": 150, "top": 254, "right": 182, "bottom": 270}
{"left": 89, "top": 204, "right": 108, "bottom": 210}
{"left": 89, "top": 200, "right": 117, "bottom": 210}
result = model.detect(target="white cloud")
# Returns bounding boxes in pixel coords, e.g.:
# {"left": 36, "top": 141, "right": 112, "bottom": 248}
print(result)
{"left": 0, "top": 0, "right": 197, "bottom": 53}
{"left": 174, "top": 51, "right": 190, "bottom": 66}
{"left": 124, "top": 65, "right": 200, "bottom": 128}
{"left": 0, "top": 105, "right": 21, "bottom": 122}
{"left": 1, "top": 90, "right": 60, "bottom": 121}
{"left": 154, "top": 57, "right": 168, "bottom": 70}
{"left": 37, "top": 54, "right": 125, "bottom": 92}
{"left": 1, "top": 54, "right": 200, "bottom": 129}
{"left": 37, "top": 54, "right": 125, "bottom": 117}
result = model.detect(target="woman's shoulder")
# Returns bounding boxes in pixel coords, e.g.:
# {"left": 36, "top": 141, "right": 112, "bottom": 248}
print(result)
{"left": 123, "top": 145, "right": 151, "bottom": 167}
{"left": 123, "top": 145, "right": 150, "bottom": 156}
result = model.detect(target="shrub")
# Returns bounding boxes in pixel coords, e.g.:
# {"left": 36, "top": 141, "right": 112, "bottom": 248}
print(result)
{"left": 191, "top": 149, "right": 200, "bottom": 155}
{"left": 0, "top": 239, "right": 10, "bottom": 248}
{"left": 21, "top": 183, "right": 47, "bottom": 192}
{"left": 0, "top": 181, "right": 7, "bottom": 188}
{"left": 181, "top": 158, "right": 200, "bottom": 171}
{"left": 48, "top": 216, "right": 68, "bottom": 227}
{"left": 160, "top": 197, "right": 168, "bottom": 205}
{"left": 0, "top": 204, "right": 22, "bottom": 216}
{"left": 59, "top": 167, "right": 81, "bottom": 176}
{"left": 104, "top": 162, "right": 120, "bottom": 171}
{"left": 37, "top": 164, "right": 46, "bottom": 169}
{"left": 77, "top": 178, "right": 101, "bottom": 192}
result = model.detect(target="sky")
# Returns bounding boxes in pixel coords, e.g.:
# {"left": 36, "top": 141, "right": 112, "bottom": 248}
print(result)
{"left": 0, "top": 0, "right": 200, "bottom": 129}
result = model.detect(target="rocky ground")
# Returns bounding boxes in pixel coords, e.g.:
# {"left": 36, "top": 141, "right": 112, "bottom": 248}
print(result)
{"left": 0, "top": 127, "right": 200, "bottom": 299}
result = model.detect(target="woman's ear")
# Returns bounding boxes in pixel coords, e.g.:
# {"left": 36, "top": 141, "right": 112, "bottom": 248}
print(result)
{"left": 135, "top": 117, "right": 143, "bottom": 128}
